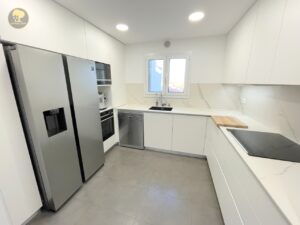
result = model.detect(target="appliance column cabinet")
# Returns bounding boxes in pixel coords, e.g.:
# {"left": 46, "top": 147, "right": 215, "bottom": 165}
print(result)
{"left": 144, "top": 113, "right": 173, "bottom": 150}
{"left": 172, "top": 115, "right": 207, "bottom": 155}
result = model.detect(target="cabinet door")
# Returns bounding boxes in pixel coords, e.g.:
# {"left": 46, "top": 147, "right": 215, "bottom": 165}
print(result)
{"left": 224, "top": 4, "right": 258, "bottom": 84}
{"left": 144, "top": 113, "right": 173, "bottom": 150}
{"left": 172, "top": 115, "right": 207, "bottom": 155}
{"left": 272, "top": 0, "right": 300, "bottom": 84}
{"left": 204, "top": 119, "right": 219, "bottom": 155}
{"left": 246, "top": 0, "right": 287, "bottom": 84}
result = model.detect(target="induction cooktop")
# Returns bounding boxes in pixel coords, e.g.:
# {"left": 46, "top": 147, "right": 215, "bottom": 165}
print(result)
{"left": 228, "top": 129, "right": 300, "bottom": 163}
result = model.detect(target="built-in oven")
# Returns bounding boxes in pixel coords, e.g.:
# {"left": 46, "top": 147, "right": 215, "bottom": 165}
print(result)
{"left": 100, "top": 109, "right": 114, "bottom": 141}
{"left": 96, "top": 62, "right": 111, "bottom": 85}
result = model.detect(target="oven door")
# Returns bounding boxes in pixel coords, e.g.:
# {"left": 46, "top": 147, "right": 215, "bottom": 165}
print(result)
{"left": 101, "top": 115, "right": 115, "bottom": 141}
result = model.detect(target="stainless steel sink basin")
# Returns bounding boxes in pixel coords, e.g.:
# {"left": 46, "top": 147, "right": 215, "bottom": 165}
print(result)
{"left": 149, "top": 106, "right": 173, "bottom": 111}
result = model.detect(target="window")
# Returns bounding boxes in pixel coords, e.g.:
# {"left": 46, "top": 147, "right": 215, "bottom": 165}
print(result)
{"left": 146, "top": 56, "right": 189, "bottom": 97}
{"left": 148, "top": 59, "right": 164, "bottom": 93}
{"left": 168, "top": 58, "right": 187, "bottom": 94}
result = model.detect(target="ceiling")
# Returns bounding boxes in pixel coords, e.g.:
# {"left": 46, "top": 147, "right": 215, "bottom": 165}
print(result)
{"left": 54, "top": 0, "right": 256, "bottom": 44}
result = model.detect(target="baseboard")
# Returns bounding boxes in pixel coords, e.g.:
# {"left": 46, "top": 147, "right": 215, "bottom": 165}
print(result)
{"left": 145, "top": 147, "right": 207, "bottom": 159}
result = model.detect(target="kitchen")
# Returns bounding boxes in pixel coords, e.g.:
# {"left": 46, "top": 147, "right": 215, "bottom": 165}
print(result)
{"left": 1, "top": 0, "right": 300, "bottom": 225}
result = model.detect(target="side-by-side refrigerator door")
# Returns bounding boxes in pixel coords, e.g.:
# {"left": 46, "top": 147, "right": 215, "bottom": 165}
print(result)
{"left": 6, "top": 45, "right": 82, "bottom": 211}
{"left": 64, "top": 56, "right": 104, "bottom": 181}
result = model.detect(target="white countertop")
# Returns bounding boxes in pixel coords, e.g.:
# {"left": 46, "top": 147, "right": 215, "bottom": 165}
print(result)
{"left": 220, "top": 121, "right": 300, "bottom": 225}
{"left": 116, "top": 104, "right": 242, "bottom": 117}
{"left": 116, "top": 104, "right": 300, "bottom": 225}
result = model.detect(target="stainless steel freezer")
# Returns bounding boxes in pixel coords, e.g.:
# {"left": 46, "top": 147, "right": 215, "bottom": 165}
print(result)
{"left": 63, "top": 55, "right": 104, "bottom": 181}
{"left": 5, "top": 45, "right": 83, "bottom": 211}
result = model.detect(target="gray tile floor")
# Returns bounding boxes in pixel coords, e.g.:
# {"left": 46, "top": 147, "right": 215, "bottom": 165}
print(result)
{"left": 28, "top": 146, "right": 224, "bottom": 225}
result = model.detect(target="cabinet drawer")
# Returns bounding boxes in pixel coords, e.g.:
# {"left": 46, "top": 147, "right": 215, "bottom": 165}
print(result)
{"left": 215, "top": 131, "right": 289, "bottom": 225}
{"left": 214, "top": 133, "right": 261, "bottom": 225}
{"left": 207, "top": 147, "right": 243, "bottom": 225}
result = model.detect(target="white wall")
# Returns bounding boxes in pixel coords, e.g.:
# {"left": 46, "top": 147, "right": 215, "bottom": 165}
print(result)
{"left": 0, "top": 1, "right": 127, "bottom": 224}
{"left": 0, "top": 0, "right": 87, "bottom": 58}
{"left": 0, "top": 191, "right": 12, "bottom": 225}
{"left": 0, "top": 45, "right": 42, "bottom": 225}
{"left": 125, "top": 36, "right": 226, "bottom": 84}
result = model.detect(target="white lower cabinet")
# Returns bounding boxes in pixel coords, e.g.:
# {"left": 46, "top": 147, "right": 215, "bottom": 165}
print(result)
{"left": 144, "top": 113, "right": 207, "bottom": 155}
{"left": 207, "top": 147, "right": 243, "bottom": 225}
{"left": 172, "top": 115, "right": 207, "bottom": 155}
{"left": 206, "top": 121, "right": 243, "bottom": 225}
{"left": 144, "top": 113, "right": 173, "bottom": 150}
{"left": 205, "top": 119, "right": 290, "bottom": 225}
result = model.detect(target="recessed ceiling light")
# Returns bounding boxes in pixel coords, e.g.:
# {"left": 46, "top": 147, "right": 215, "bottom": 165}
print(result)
{"left": 116, "top": 24, "right": 129, "bottom": 31}
{"left": 189, "top": 12, "right": 205, "bottom": 22}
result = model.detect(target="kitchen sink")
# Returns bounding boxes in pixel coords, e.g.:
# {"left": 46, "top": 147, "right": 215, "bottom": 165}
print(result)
{"left": 149, "top": 106, "right": 173, "bottom": 111}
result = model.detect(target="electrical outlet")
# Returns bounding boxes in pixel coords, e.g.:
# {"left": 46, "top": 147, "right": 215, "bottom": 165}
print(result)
{"left": 240, "top": 97, "right": 247, "bottom": 104}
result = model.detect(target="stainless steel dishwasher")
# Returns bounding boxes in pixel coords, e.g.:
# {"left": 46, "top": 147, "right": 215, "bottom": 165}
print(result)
{"left": 118, "top": 110, "right": 144, "bottom": 149}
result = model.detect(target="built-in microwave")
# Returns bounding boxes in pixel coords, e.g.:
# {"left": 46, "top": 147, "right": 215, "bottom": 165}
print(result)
{"left": 96, "top": 62, "right": 111, "bottom": 85}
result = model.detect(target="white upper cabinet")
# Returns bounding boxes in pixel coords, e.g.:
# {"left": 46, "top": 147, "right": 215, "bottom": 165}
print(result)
{"left": 224, "top": 4, "right": 258, "bottom": 84}
{"left": 224, "top": 0, "right": 300, "bottom": 85}
{"left": 246, "top": 0, "right": 287, "bottom": 84}
{"left": 272, "top": 0, "right": 300, "bottom": 84}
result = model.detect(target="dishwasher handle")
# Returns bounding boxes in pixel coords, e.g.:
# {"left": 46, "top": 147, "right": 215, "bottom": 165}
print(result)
{"left": 126, "top": 114, "right": 143, "bottom": 120}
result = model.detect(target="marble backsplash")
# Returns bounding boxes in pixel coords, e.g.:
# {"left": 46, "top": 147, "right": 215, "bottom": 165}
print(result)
{"left": 126, "top": 84, "right": 242, "bottom": 110}
{"left": 240, "top": 85, "right": 300, "bottom": 144}
{"left": 126, "top": 83, "right": 300, "bottom": 144}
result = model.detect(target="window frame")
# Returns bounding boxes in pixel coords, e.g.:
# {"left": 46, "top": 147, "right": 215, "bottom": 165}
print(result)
{"left": 145, "top": 56, "right": 166, "bottom": 96}
{"left": 145, "top": 54, "right": 190, "bottom": 98}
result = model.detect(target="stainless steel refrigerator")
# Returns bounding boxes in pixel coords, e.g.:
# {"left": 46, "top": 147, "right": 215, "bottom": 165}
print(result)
{"left": 5, "top": 45, "right": 83, "bottom": 211}
{"left": 63, "top": 55, "right": 104, "bottom": 181}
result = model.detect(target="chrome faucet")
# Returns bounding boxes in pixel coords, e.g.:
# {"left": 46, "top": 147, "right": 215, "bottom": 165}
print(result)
{"left": 156, "top": 92, "right": 167, "bottom": 107}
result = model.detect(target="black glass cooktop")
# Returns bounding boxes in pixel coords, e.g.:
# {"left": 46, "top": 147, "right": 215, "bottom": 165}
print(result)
{"left": 228, "top": 129, "right": 300, "bottom": 163}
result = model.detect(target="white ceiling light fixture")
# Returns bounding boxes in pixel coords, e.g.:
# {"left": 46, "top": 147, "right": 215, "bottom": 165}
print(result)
{"left": 116, "top": 23, "right": 129, "bottom": 31}
{"left": 189, "top": 11, "right": 205, "bottom": 22}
